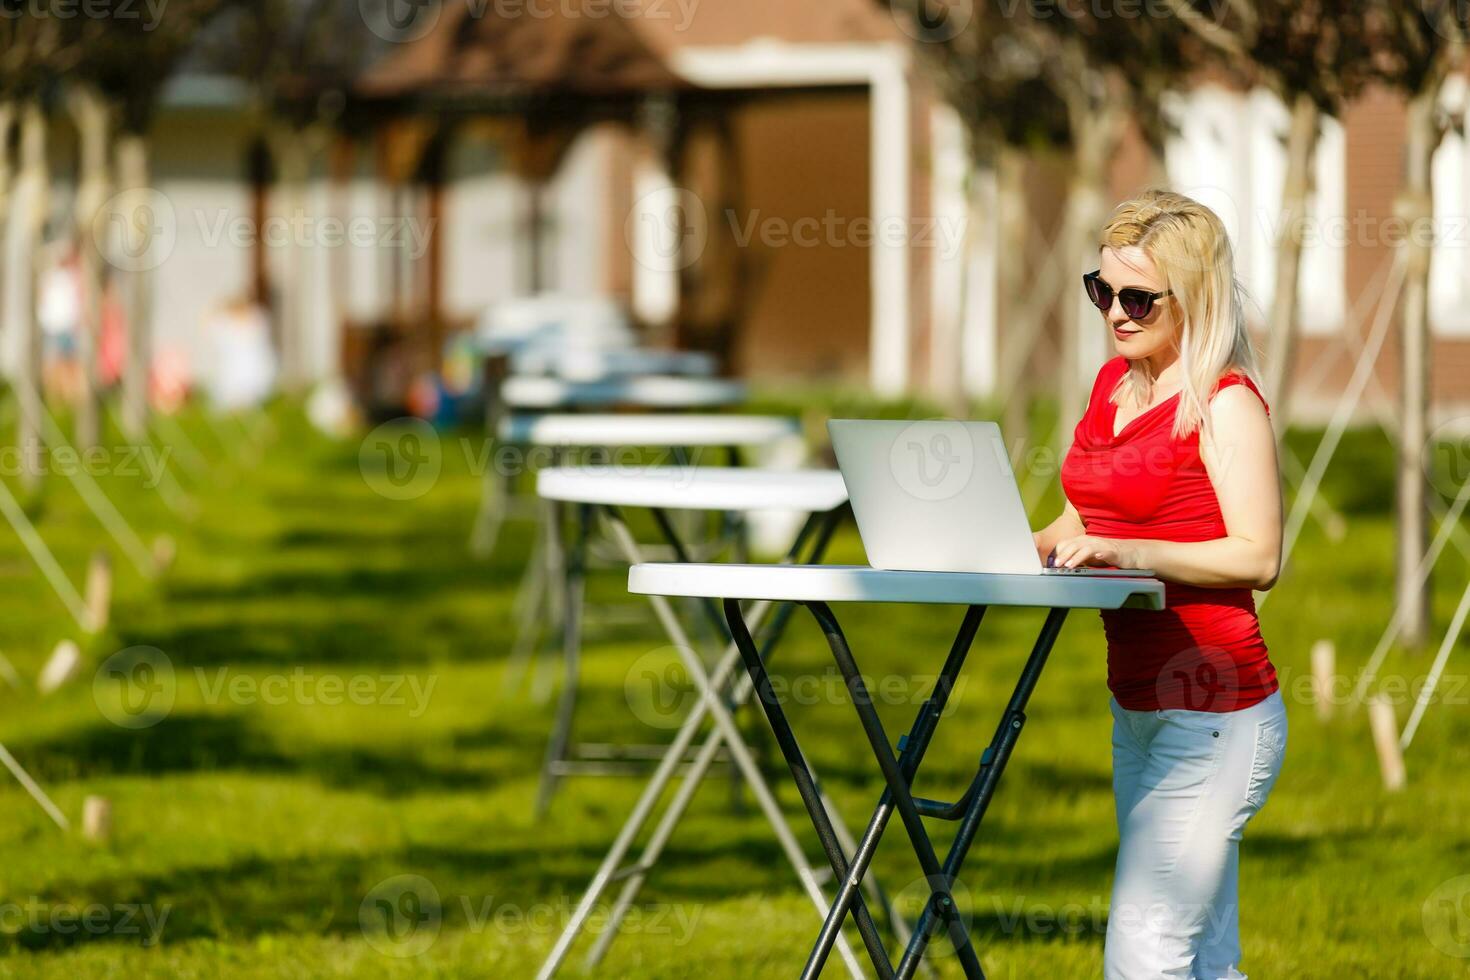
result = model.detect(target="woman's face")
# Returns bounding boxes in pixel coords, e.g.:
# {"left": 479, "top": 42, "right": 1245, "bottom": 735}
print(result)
{"left": 1097, "top": 245, "right": 1180, "bottom": 362}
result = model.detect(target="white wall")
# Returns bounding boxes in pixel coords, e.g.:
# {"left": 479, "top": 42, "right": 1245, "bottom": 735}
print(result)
{"left": 1431, "top": 74, "right": 1470, "bottom": 336}
{"left": 1164, "top": 84, "right": 1345, "bottom": 335}
{"left": 149, "top": 112, "right": 253, "bottom": 380}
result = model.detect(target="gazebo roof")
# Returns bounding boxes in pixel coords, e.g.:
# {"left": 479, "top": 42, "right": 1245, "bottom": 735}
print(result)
{"left": 357, "top": 2, "right": 694, "bottom": 102}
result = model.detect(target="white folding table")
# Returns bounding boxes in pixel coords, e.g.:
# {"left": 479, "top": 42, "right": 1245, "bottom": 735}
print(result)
{"left": 532, "top": 466, "right": 846, "bottom": 811}
{"left": 470, "top": 377, "right": 751, "bottom": 557}
{"left": 501, "top": 375, "right": 746, "bottom": 411}
{"left": 508, "top": 347, "right": 717, "bottom": 380}
{"left": 625, "top": 563, "right": 1166, "bottom": 979}
{"left": 496, "top": 414, "right": 805, "bottom": 695}
{"left": 534, "top": 466, "right": 900, "bottom": 980}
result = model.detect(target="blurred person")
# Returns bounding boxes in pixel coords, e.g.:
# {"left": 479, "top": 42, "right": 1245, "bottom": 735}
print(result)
{"left": 203, "top": 295, "right": 277, "bottom": 412}
{"left": 98, "top": 274, "right": 127, "bottom": 387}
{"left": 1032, "top": 190, "right": 1287, "bottom": 980}
{"left": 37, "top": 241, "right": 82, "bottom": 402}
{"left": 149, "top": 346, "right": 192, "bottom": 415}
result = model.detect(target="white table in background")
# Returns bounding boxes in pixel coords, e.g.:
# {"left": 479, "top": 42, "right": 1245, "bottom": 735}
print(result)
{"left": 508, "top": 347, "right": 717, "bottom": 380}
{"left": 470, "top": 378, "right": 752, "bottom": 557}
{"left": 493, "top": 414, "right": 806, "bottom": 692}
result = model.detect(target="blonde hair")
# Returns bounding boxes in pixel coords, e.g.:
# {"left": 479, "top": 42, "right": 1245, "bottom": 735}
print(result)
{"left": 1099, "top": 190, "right": 1259, "bottom": 440}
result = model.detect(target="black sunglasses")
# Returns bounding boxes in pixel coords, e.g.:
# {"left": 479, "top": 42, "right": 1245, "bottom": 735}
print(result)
{"left": 1083, "top": 271, "right": 1173, "bottom": 320}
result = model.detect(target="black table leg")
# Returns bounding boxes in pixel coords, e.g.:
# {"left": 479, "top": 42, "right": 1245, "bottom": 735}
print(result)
{"left": 724, "top": 597, "right": 1072, "bottom": 980}
{"left": 804, "top": 603, "right": 987, "bottom": 978}
{"left": 725, "top": 598, "right": 897, "bottom": 976}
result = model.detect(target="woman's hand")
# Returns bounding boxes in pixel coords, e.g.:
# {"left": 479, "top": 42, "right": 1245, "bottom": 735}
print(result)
{"left": 1034, "top": 498, "right": 1088, "bottom": 564}
{"left": 1052, "top": 534, "right": 1140, "bottom": 570}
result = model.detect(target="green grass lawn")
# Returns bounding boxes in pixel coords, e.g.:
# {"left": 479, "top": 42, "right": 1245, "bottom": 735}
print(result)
{"left": 0, "top": 402, "right": 1466, "bottom": 978}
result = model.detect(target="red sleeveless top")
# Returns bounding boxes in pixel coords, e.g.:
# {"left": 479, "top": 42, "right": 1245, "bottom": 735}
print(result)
{"left": 1060, "top": 356, "right": 1279, "bottom": 712}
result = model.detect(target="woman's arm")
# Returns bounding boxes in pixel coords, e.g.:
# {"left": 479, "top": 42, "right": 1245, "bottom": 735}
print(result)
{"left": 1033, "top": 497, "right": 1087, "bottom": 564}
{"left": 1051, "top": 386, "right": 1283, "bottom": 589}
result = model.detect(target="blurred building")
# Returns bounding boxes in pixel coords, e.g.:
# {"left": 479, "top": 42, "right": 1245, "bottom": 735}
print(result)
{"left": 10, "top": 0, "right": 1469, "bottom": 424}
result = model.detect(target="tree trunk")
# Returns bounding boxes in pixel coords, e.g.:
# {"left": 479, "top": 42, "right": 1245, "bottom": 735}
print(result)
{"left": 268, "top": 125, "right": 310, "bottom": 392}
{"left": 69, "top": 86, "right": 110, "bottom": 450}
{"left": 15, "top": 101, "right": 47, "bottom": 494}
{"left": 0, "top": 100, "right": 14, "bottom": 416}
{"left": 114, "top": 132, "right": 152, "bottom": 438}
{"left": 996, "top": 146, "right": 1032, "bottom": 451}
{"left": 1394, "top": 88, "right": 1439, "bottom": 650}
{"left": 1263, "top": 92, "right": 1320, "bottom": 430}
{"left": 1057, "top": 107, "right": 1122, "bottom": 446}
{"left": 956, "top": 158, "right": 1000, "bottom": 412}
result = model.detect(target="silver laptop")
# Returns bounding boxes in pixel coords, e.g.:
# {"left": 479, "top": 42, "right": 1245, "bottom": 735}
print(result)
{"left": 828, "top": 419, "right": 1151, "bottom": 577}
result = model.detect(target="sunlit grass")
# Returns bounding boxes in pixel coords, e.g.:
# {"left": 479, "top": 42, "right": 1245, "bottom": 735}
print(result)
{"left": 0, "top": 398, "right": 1464, "bottom": 978}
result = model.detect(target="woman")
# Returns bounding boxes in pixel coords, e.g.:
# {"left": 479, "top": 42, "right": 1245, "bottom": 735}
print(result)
{"left": 1032, "top": 190, "right": 1288, "bottom": 979}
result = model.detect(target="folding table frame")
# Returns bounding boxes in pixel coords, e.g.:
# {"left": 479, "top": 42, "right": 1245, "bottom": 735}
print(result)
{"left": 497, "top": 414, "right": 802, "bottom": 701}
{"left": 627, "top": 563, "right": 1165, "bottom": 979}
{"left": 469, "top": 376, "right": 748, "bottom": 557}
{"left": 531, "top": 496, "right": 748, "bottom": 814}
{"left": 536, "top": 480, "right": 915, "bottom": 980}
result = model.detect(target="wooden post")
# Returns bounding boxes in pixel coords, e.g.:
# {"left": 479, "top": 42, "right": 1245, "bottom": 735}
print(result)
{"left": 84, "top": 550, "right": 112, "bottom": 634}
{"left": 1310, "top": 639, "right": 1335, "bottom": 720}
{"left": 1368, "top": 695, "right": 1406, "bottom": 791}
{"left": 0, "top": 651, "right": 22, "bottom": 691}
{"left": 153, "top": 534, "right": 176, "bottom": 575}
{"left": 38, "top": 640, "right": 82, "bottom": 694}
{"left": 82, "top": 795, "right": 112, "bottom": 842}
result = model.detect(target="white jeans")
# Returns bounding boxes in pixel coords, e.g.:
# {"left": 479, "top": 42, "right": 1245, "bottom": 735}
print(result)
{"left": 1104, "top": 690, "right": 1287, "bottom": 980}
